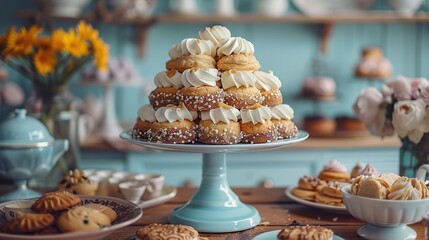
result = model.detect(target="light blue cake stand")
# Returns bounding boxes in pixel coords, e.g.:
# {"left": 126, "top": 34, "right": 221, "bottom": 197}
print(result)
{"left": 120, "top": 130, "right": 308, "bottom": 233}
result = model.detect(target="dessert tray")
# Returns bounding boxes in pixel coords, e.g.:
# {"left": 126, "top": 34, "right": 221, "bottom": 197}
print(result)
{"left": 253, "top": 230, "right": 344, "bottom": 240}
{"left": 285, "top": 187, "right": 349, "bottom": 214}
{"left": 120, "top": 130, "right": 309, "bottom": 233}
{"left": 0, "top": 195, "right": 142, "bottom": 240}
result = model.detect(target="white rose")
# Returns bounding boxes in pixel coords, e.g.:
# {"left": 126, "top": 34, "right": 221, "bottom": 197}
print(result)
{"left": 386, "top": 76, "right": 412, "bottom": 101}
{"left": 353, "top": 87, "right": 383, "bottom": 124}
{"left": 411, "top": 77, "right": 429, "bottom": 99}
{"left": 392, "top": 99, "right": 429, "bottom": 143}
{"left": 421, "top": 86, "right": 429, "bottom": 105}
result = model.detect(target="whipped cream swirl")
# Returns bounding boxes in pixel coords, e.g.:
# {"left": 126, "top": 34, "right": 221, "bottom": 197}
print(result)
{"left": 254, "top": 70, "right": 282, "bottom": 91}
{"left": 181, "top": 68, "right": 220, "bottom": 87}
{"left": 240, "top": 105, "right": 272, "bottom": 124}
{"left": 221, "top": 70, "right": 257, "bottom": 90}
{"left": 270, "top": 104, "right": 294, "bottom": 120}
{"left": 169, "top": 38, "right": 216, "bottom": 59}
{"left": 137, "top": 104, "right": 156, "bottom": 122}
{"left": 217, "top": 37, "right": 255, "bottom": 58}
{"left": 155, "top": 104, "right": 198, "bottom": 123}
{"left": 200, "top": 103, "right": 240, "bottom": 124}
{"left": 198, "top": 25, "right": 231, "bottom": 47}
{"left": 387, "top": 180, "right": 422, "bottom": 200}
{"left": 323, "top": 159, "right": 347, "bottom": 173}
{"left": 154, "top": 70, "right": 183, "bottom": 88}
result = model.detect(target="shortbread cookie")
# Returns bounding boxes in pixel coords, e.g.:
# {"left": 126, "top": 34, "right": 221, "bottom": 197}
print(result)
{"left": 297, "top": 176, "right": 326, "bottom": 192}
{"left": 291, "top": 187, "right": 317, "bottom": 202}
{"left": 58, "top": 169, "right": 99, "bottom": 195}
{"left": 0, "top": 212, "right": 54, "bottom": 234}
{"left": 136, "top": 223, "right": 201, "bottom": 240}
{"left": 57, "top": 206, "right": 111, "bottom": 233}
{"left": 277, "top": 225, "right": 334, "bottom": 240}
{"left": 83, "top": 204, "right": 117, "bottom": 223}
{"left": 321, "top": 182, "right": 348, "bottom": 198}
{"left": 355, "top": 176, "right": 390, "bottom": 199}
{"left": 31, "top": 191, "right": 81, "bottom": 213}
{"left": 315, "top": 192, "right": 344, "bottom": 206}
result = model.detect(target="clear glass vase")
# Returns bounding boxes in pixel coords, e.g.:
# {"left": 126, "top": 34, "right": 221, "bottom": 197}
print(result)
{"left": 399, "top": 134, "right": 429, "bottom": 177}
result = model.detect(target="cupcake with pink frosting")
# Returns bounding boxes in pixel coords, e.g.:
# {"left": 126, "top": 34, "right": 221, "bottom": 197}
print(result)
{"left": 358, "top": 163, "right": 381, "bottom": 177}
{"left": 318, "top": 159, "right": 351, "bottom": 183}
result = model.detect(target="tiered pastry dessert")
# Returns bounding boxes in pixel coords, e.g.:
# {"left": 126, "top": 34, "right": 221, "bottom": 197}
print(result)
{"left": 132, "top": 25, "right": 298, "bottom": 144}
{"left": 354, "top": 47, "right": 393, "bottom": 80}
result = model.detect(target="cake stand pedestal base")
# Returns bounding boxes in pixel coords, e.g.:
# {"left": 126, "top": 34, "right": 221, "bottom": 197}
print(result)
{"left": 357, "top": 224, "right": 417, "bottom": 240}
{"left": 0, "top": 180, "right": 41, "bottom": 203}
{"left": 168, "top": 153, "right": 261, "bottom": 233}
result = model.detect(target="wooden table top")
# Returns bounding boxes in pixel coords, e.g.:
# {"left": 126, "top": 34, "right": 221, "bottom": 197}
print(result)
{"left": 105, "top": 187, "right": 426, "bottom": 240}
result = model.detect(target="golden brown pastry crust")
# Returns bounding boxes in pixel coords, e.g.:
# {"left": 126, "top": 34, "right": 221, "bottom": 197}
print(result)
{"left": 297, "top": 176, "right": 327, "bottom": 192}
{"left": 291, "top": 187, "right": 317, "bottom": 201}
{"left": 318, "top": 171, "right": 351, "bottom": 183}
{"left": 149, "top": 87, "right": 179, "bottom": 109}
{"left": 0, "top": 212, "right": 55, "bottom": 234}
{"left": 166, "top": 54, "right": 216, "bottom": 73}
{"left": 82, "top": 204, "right": 117, "bottom": 223}
{"left": 136, "top": 223, "right": 200, "bottom": 240}
{"left": 149, "top": 120, "right": 197, "bottom": 144}
{"left": 31, "top": 191, "right": 81, "bottom": 214}
{"left": 58, "top": 170, "right": 98, "bottom": 195}
{"left": 240, "top": 120, "right": 277, "bottom": 143}
{"left": 132, "top": 118, "right": 153, "bottom": 139}
{"left": 277, "top": 225, "right": 334, "bottom": 240}
{"left": 272, "top": 119, "right": 298, "bottom": 139}
{"left": 315, "top": 192, "right": 344, "bottom": 206}
{"left": 223, "top": 86, "right": 263, "bottom": 110}
{"left": 303, "top": 116, "right": 336, "bottom": 136}
{"left": 198, "top": 120, "right": 241, "bottom": 144}
{"left": 217, "top": 54, "right": 260, "bottom": 72}
{"left": 177, "top": 86, "right": 225, "bottom": 111}
{"left": 261, "top": 89, "right": 283, "bottom": 106}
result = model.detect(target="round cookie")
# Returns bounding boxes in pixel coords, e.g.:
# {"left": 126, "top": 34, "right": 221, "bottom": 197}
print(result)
{"left": 277, "top": 225, "right": 334, "bottom": 240}
{"left": 315, "top": 192, "right": 344, "bottom": 206}
{"left": 0, "top": 212, "right": 54, "bottom": 234}
{"left": 321, "top": 182, "right": 348, "bottom": 198}
{"left": 82, "top": 203, "right": 117, "bottom": 223}
{"left": 136, "top": 223, "right": 200, "bottom": 240}
{"left": 297, "top": 176, "right": 327, "bottom": 192}
{"left": 291, "top": 187, "right": 317, "bottom": 202}
{"left": 57, "top": 206, "right": 111, "bottom": 233}
{"left": 31, "top": 191, "right": 81, "bottom": 214}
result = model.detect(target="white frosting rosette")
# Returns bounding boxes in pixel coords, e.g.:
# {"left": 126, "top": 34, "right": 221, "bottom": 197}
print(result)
{"left": 169, "top": 38, "right": 216, "bottom": 59}
{"left": 240, "top": 105, "right": 272, "bottom": 124}
{"left": 254, "top": 70, "right": 282, "bottom": 91}
{"left": 198, "top": 25, "right": 231, "bottom": 47}
{"left": 270, "top": 104, "right": 294, "bottom": 120}
{"left": 220, "top": 70, "right": 257, "bottom": 90}
{"left": 181, "top": 68, "right": 220, "bottom": 87}
{"left": 154, "top": 103, "right": 198, "bottom": 123}
{"left": 200, "top": 103, "right": 240, "bottom": 124}
{"left": 137, "top": 104, "right": 156, "bottom": 122}
{"left": 154, "top": 70, "right": 183, "bottom": 88}
{"left": 217, "top": 37, "right": 255, "bottom": 58}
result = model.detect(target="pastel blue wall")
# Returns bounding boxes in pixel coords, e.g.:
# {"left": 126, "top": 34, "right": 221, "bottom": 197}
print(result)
{"left": 1, "top": 0, "right": 429, "bottom": 125}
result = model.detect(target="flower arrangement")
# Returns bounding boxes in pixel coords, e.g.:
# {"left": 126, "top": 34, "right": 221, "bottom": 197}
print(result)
{"left": 0, "top": 21, "right": 109, "bottom": 124}
{"left": 354, "top": 76, "right": 429, "bottom": 176}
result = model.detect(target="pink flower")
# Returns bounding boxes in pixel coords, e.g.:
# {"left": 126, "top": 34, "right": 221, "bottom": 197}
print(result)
{"left": 411, "top": 77, "right": 429, "bottom": 99}
{"left": 392, "top": 99, "right": 429, "bottom": 143}
{"left": 386, "top": 76, "right": 412, "bottom": 101}
{"left": 353, "top": 87, "right": 383, "bottom": 124}
{"left": 421, "top": 86, "right": 429, "bottom": 105}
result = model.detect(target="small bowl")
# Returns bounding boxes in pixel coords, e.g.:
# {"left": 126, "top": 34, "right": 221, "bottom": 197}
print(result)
{"left": 134, "top": 174, "right": 165, "bottom": 199}
{"left": 342, "top": 185, "right": 429, "bottom": 240}
{"left": 4, "top": 200, "right": 35, "bottom": 221}
{"left": 119, "top": 181, "right": 147, "bottom": 204}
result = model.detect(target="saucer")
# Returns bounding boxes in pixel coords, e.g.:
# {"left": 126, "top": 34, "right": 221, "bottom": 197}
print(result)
{"left": 253, "top": 230, "right": 345, "bottom": 240}
{"left": 138, "top": 185, "right": 177, "bottom": 209}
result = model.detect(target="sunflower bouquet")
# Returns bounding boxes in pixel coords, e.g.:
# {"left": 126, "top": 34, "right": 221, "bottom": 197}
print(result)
{"left": 0, "top": 21, "right": 109, "bottom": 124}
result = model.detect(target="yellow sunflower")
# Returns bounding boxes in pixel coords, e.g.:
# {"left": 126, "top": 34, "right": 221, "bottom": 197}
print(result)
{"left": 63, "top": 29, "right": 89, "bottom": 58}
{"left": 4, "top": 25, "right": 41, "bottom": 57}
{"left": 34, "top": 48, "right": 57, "bottom": 76}
{"left": 76, "top": 21, "right": 99, "bottom": 41}
{"left": 51, "top": 29, "right": 67, "bottom": 52}
{"left": 92, "top": 38, "right": 109, "bottom": 71}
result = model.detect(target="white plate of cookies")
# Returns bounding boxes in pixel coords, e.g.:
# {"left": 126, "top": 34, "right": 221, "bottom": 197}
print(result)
{"left": 285, "top": 186, "right": 349, "bottom": 214}
{"left": 0, "top": 192, "right": 142, "bottom": 240}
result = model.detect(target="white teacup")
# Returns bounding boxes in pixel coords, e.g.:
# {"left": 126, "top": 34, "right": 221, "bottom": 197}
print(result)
{"left": 119, "top": 181, "right": 147, "bottom": 204}
{"left": 134, "top": 174, "right": 165, "bottom": 199}
{"left": 108, "top": 172, "right": 135, "bottom": 197}
{"left": 4, "top": 200, "right": 35, "bottom": 221}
